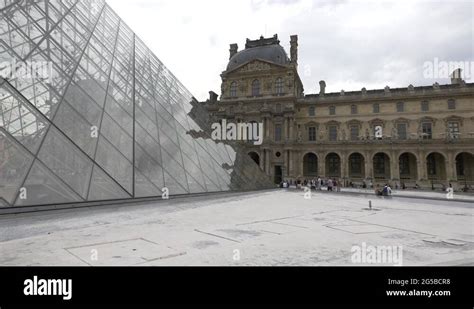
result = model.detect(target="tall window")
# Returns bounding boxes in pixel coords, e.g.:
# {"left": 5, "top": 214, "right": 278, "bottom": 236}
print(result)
{"left": 397, "top": 123, "right": 407, "bottom": 140}
{"left": 421, "top": 100, "right": 429, "bottom": 112}
{"left": 251, "top": 79, "right": 260, "bottom": 96}
{"left": 329, "top": 125, "right": 338, "bottom": 141}
{"left": 422, "top": 122, "right": 432, "bottom": 139}
{"left": 229, "top": 81, "right": 237, "bottom": 97}
{"left": 396, "top": 102, "right": 404, "bottom": 112}
{"left": 329, "top": 106, "right": 336, "bottom": 115}
{"left": 448, "top": 121, "right": 460, "bottom": 139}
{"left": 274, "top": 124, "right": 282, "bottom": 141}
{"left": 373, "top": 103, "right": 380, "bottom": 113}
{"left": 350, "top": 125, "right": 359, "bottom": 141}
{"left": 448, "top": 99, "right": 456, "bottom": 110}
{"left": 351, "top": 105, "right": 358, "bottom": 114}
{"left": 308, "top": 106, "right": 315, "bottom": 116}
{"left": 275, "top": 77, "right": 284, "bottom": 95}
{"left": 308, "top": 126, "right": 316, "bottom": 141}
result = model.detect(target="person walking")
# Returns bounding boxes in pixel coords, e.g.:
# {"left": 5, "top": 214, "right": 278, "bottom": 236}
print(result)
{"left": 327, "top": 178, "right": 333, "bottom": 191}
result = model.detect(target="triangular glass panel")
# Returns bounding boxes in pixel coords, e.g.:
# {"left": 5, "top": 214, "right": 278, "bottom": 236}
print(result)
{"left": 88, "top": 164, "right": 131, "bottom": 201}
{"left": 37, "top": 126, "right": 94, "bottom": 199}
{"left": 15, "top": 159, "right": 82, "bottom": 206}
{"left": 134, "top": 169, "right": 161, "bottom": 198}
{"left": 0, "top": 130, "right": 35, "bottom": 205}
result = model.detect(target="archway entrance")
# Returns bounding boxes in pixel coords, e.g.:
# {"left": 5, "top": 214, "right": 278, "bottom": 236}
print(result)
{"left": 455, "top": 152, "right": 474, "bottom": 185}
{"left": 348, "top": 152, "right": 365, "bottom": 179}
{"left": 399, "top": 152, "right": 417, "bottom": 181}
{"left": 325, "top": 153, "right": 341, "bottom": 178}
{"left": 373, "top": 152, "right": 391, "bottom": 180}
{"left": 303, "top": 153, "right": 318, "bottom": 177}
{"left": 274, "top": 165, "right": 282, "bottom": 184}
{"left": 426, "top": 152, "right": 446, "bottom": 181}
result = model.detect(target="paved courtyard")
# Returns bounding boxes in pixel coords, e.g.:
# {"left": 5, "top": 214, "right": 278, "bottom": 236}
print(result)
{"left": 0, "top": 190, "right": 473, "bottom": 266}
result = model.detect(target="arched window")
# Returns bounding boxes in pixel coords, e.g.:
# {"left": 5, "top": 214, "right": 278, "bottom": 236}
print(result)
{"left": 275, "top": 77, "right": 284, "bottom": 95}
{"left": 252, "top": 79, "right": 260, "bottom": 96}
{"left": 229, "top": 81, "right": 237, "bottom": 97}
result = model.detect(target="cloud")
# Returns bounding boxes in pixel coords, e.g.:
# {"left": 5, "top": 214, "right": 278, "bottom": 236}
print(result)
{"left": 109, "top": 0, "right": 473, "bottom": 100}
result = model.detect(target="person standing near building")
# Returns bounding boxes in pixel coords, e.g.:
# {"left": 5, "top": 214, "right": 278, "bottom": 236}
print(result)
{"left": 327, "top": 178, "right": 333, "bottom": 191}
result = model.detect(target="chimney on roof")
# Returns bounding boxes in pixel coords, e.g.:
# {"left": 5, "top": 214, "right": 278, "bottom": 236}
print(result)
{"left": 319, "top": 80, "right": 326, "bottom": 95}
{"left": 209, "top": 91, "right": 218, "bottom": 103}
{"left": 290, "top": 35, "right": 298, "bottom": 65}
{"left": 450, "top": 68, "right": 464, "bottom": 85}
{"left": 229, "top": 43, "right": 238, "bottom": 60}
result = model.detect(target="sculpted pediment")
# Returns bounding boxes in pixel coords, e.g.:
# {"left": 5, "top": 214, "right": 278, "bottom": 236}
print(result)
{"left": 227, "top": 59, "right": 286, "bottom": 74}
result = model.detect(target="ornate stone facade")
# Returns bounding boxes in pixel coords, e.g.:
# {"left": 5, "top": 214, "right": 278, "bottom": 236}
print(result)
{"left": 203, "top": 34, "right": 474, "bottom": 189}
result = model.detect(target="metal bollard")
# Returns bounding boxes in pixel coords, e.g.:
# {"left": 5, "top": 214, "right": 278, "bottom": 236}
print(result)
{"left": 369, "top": 200, "right": 372, "bottom": 210}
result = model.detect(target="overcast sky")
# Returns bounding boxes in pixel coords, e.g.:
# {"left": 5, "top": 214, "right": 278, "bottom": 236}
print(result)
{"left": 109, "top": 0, "right": 473, "bottom": 101}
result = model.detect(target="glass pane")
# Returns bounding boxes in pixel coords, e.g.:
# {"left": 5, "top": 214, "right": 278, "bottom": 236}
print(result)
{"left": 135, "top": 143, "right": 164, "bottom": 189}
{"left": 53, "top": 100, "right": 97, "bottom": 157}
{"left": 88, "top": 164, "right": 131, "bottom": 201}
{"left": 134, "top": 169, "right": 161, "bottom": 198}
{"left": 15, "top": 159, "right": 82, "bottom": 206}
{"left": 0, "top": 82, "right": 49, "bottom": 152}
{"left": 163, "top": 170, "right": 188, "bottom": 195}
{"left": 37, "top": 126, "right": 94, "bottom": 199}
{"left": 63, "top": 82, "right": 103, "bottom": 126}
{"left": 99, "top": 113, "right": 132, "bottom": 161}
{"left": 95, "top": 136, "right": 132, "bottom": 194}
{"left": 0, "top": 131, "right": 35, "bottom": 205}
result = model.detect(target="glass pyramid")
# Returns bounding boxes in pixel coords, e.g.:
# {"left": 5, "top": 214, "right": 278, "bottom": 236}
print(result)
{"left": 0, "top": 0, "right": 272, "bottom": 208}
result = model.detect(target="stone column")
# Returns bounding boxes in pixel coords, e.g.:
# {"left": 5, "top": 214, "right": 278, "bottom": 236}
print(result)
{"left": 264, "top": 117, "right": 271, "bottom": 141}
{"left": 391, "top": 151, "right": 400, "bottom": 182}
{"left": 288, "top": 150, "right": 293, "bottom": 178}
{"left": 417, "top": 151, "right": 426, "bottom": 181}
{"left": 295, "top": 150, "right": 301, "bottom": 178}
{"left": 341, "top": 152, "right": 348, "bottom": 180}
{"left": 319, "top": 152, "right": 326, "bottom": 178}
{"left": 265, "top": 148, "right": 271, "bottom": 175}
{"left": 289, "top": 118, "right": 294, "bottom": 141}
{"left": 364, "top": 151, "right": 372, "bottom": 181}
{"left": 446, "top": 152, "right": 455, "bottom": 182}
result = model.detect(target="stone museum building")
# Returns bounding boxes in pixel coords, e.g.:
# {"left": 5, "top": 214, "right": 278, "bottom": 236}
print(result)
{"left": 203, "top": 34, "right": 474, "bottom": 188}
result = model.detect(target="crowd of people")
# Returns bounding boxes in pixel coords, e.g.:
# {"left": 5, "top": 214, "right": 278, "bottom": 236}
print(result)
{"left": 279, "top": 177, "right": 393, "bottom": 197}
{"left": 279, "top": 177, "right": 343, "bottom": 192}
